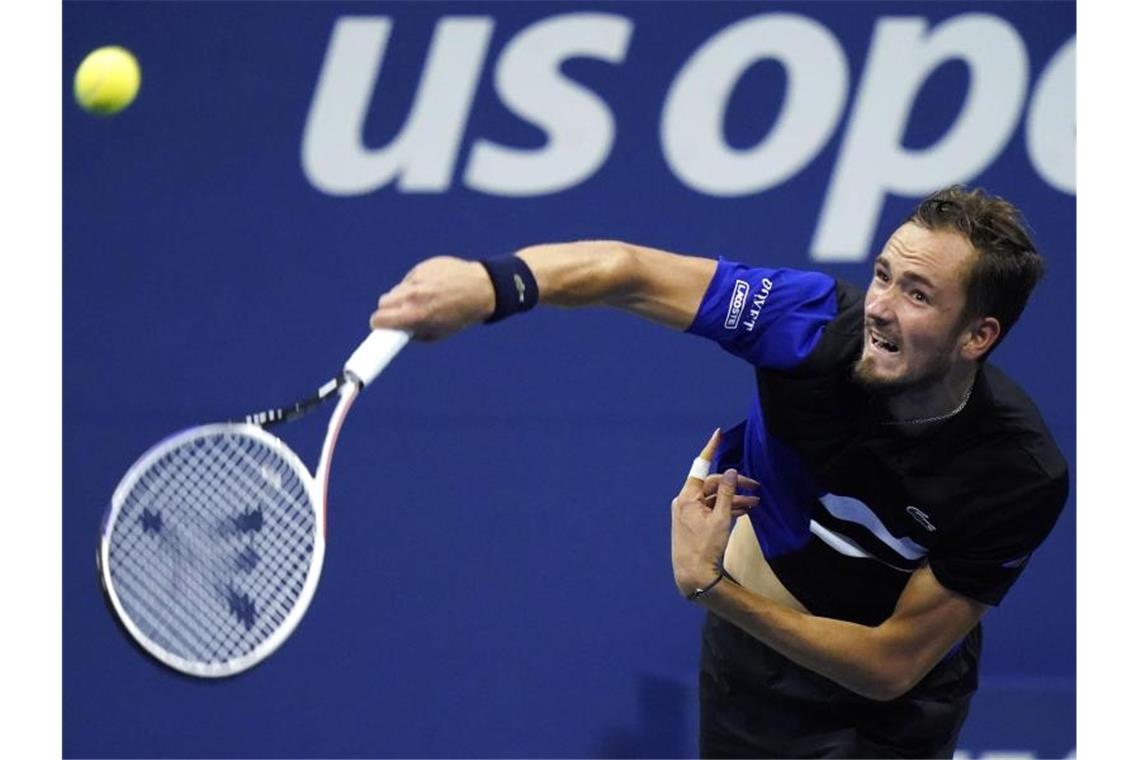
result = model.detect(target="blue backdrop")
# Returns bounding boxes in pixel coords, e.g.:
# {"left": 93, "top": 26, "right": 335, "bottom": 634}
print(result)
{"left": 63, "top": 2, "right": 1075, "bottom": 757}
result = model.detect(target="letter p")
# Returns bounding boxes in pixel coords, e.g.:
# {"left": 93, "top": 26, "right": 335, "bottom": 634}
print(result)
{"left": 812, "top": 14, "right": 1029, "bottom": 262}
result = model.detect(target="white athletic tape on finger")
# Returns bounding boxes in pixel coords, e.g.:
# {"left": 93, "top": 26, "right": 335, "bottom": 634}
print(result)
{"left": 688, "top": 457, "right": 710, "bottom": 480}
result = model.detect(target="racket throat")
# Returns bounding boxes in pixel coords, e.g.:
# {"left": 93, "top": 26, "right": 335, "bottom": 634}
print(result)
{"left": 314, "top": 382, "right": 360, "bottom": 531}
{"left": 245, "top": 373, "right": 348, "bottom": 428}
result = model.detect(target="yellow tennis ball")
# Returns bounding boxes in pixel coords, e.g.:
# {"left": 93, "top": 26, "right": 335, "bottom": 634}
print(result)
{"left": 74, "top": 46, "right": 141, "bottom": 116}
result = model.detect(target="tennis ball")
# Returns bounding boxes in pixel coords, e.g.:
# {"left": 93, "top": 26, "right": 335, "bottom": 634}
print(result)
{"left": 74, "top": 46, "right": 140, "bottom": 116}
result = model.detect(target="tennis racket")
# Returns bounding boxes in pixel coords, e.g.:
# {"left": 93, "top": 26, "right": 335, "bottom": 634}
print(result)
{"left": 97, "top": 328, "right": 411, "bottom": 678}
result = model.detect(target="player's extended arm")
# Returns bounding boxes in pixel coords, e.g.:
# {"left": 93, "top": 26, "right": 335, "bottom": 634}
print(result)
{"left": 674, "top": 433, "right": 988, "bottom": 702}
{"left": 370, "top": 241, "right": 716, "bottom": 340}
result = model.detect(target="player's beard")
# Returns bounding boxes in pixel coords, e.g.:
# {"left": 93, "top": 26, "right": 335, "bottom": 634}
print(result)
{"left": 851, "top": 344, "right": 955, "bottom": 398}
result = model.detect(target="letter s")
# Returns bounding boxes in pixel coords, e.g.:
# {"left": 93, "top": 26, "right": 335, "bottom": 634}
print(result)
{"left": 302, "top": 16, "right": 493, "bottom": 196}
{"left": 464, "top": 13, "right": 633, "bottom": 196}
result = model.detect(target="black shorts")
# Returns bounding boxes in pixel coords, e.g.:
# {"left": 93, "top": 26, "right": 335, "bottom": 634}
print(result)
{"left": 699, "top": 612, "right": 981, "bottom": 759}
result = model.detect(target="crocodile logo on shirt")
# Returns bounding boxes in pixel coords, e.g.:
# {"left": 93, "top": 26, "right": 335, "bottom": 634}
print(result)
{"left": 906, "top": 506, "right": 937, "bottom": 532}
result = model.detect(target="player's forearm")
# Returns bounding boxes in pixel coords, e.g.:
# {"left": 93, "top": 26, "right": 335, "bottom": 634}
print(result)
{"left": 514, "top": 241, "right": 632, "bottom": 307}
{"left": 697, "top": 578, "right": 913, "bottom": 701}
{"left": 515, "top": 241, "right": 715, "bottom": 330}
{"left": 370, "top": 241, "right": 716, "bottom": 340}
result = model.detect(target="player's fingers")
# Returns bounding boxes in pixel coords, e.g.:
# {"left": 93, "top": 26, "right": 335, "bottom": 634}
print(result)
{"left": 712, "top": 469, "right": 738, "bottom": 518}
{"left": 369, "top": 304, "right": 397, "bottom": 327}
{"left": 702, "top": 493, "right": 760, "bottom": 509}
{"left": 377, "top": 283, "right": 412, "bottom": 309}
{"left": 702, "top": 473, "right": 761, "bottom": 496}
{"left": 698, "top": 428, "right": 720, "bottom": 460}
{"left": 680, "top": 428, "right": 721, "bottom": 497}
{"left": 370, "top": 302, "right": 417, "bottom": 331}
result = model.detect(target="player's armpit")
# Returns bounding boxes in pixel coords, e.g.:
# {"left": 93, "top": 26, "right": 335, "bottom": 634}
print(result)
{"left": 871, "top": 564, "right": 990, "bottom": 698}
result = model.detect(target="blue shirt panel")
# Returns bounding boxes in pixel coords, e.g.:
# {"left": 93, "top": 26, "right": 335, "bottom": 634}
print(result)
{"left": 689, "top": 260, "right": 840, "bottom": 558}
{"left": 685, "top": 259, "right": 838, "bottom": 370}
{"left": 713, "top": 398, "right": 818, "bottom": 560}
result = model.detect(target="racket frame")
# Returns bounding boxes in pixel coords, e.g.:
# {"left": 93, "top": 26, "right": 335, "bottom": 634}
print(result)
{"left": 98, "top": 418, "right": 333, "bottom": 678}
{"left": 99, "top": 329, "right": 407, "bottom": 677}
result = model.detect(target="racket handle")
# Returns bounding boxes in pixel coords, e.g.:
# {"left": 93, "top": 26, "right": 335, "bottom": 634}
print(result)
{"left": 344, "top": 329, "right": 411, "bottom": 387}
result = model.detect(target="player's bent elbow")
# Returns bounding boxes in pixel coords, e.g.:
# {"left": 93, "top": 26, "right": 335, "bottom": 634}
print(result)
{"left": 867, "top": 662, "right": 935, "bottom": 702}
{"left": 851, "top": 656, "right": 921, "bottom": 702}
{"left": 844, "top": 674, "right": 904, "bottom": 702}
{"left": 866, "top": 678, "right": 911, "bottom": 703}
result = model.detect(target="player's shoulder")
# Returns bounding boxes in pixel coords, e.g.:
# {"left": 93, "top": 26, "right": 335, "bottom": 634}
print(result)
{"left": 779, "top": 277, "right": 865, "bottom": 377}
{"left": 974, "top": 363, "right": 1068, "bottom": 482}
{"left": 932, "top": 364, "right": 1069, "bottom": 536}
{"left": 690, "top": 261, "right": 850, "bottom": 371}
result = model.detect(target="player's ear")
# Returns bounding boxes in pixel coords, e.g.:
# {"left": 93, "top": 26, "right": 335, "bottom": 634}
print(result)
{"left": 959, "top": 316, "right": 1000, "bottom": 361}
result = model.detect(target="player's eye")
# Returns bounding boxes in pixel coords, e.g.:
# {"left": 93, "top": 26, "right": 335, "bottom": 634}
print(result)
{"left": 911, "top": 290, "right": 929, "bottom": 303}
{"left": 875, "top": 268, "right": 889, "bottom": 283}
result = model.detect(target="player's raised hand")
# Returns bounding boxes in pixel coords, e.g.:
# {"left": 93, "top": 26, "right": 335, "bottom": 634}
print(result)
{"left": 671, "top": 430, "right": 757, "bottom": 598}
{"left": 702, "top": 472, "right": 761, "bottom": 516}
{"left": 675, "top": 429, "right": 760, "bottom": 515}
{"left": 370, "top": 256, "right": 495, "bottom": 341}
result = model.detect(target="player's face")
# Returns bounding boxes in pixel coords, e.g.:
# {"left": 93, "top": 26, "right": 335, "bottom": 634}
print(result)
{"left": 854, "top": 223, "right": 976, "bottom": 393}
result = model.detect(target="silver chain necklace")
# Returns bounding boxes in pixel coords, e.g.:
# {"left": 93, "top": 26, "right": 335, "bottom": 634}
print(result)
{"left": 882, "top": 385, "right": 974, "bottom": 427}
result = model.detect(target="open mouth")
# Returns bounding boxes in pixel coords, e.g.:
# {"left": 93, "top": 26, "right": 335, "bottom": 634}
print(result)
{"left": 869, "top": 331, "right": 900, "bottom": 353}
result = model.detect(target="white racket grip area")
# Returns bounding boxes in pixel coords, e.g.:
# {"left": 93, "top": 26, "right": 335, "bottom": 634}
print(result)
{"left": 344, "top": 328, "right": 411, "bottom": 386}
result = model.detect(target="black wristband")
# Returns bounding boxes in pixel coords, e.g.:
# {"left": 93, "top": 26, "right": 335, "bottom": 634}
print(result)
{"left": 686, "top": 571, "right": 726, "bottom": 601}
{"left": 479, "top": 256, "right": 539, "bottom": 324}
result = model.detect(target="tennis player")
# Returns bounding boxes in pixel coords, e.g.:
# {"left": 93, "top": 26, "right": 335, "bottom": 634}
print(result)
{"left": 369, "top": 186, "right": 1069, "bottom": 758}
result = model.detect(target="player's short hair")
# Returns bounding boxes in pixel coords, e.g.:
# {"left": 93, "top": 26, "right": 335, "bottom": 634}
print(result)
{"left": 907, "top": 186, "right": 1045, "bottom": 358}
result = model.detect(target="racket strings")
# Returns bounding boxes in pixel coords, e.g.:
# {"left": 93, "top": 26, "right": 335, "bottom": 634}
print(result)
{"left": 121, "top": 446, "right": 292, "bottom": 650}
{"left": 113, "top": 442, "right": 272, "bottom": 656}
{"left": 120, "top": 436, "right": 309, "bottom": 658}
{"left": 106, "top": 431, "right": 318, "bottom": 669}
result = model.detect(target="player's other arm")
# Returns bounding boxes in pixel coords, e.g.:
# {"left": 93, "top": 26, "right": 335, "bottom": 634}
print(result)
{"left": 674, "top": 441, "right": 988, "bottom": 702}
{"left": 370, "top": 242, "right": 716, "bottom": 340}
{"left": 694, "top": 564, "right": 988, "bottom": 702}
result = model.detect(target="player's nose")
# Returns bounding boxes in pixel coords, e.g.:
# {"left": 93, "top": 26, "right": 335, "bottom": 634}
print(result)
{"left": 864, "top": 289, "right": 895, "bottom": 323}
